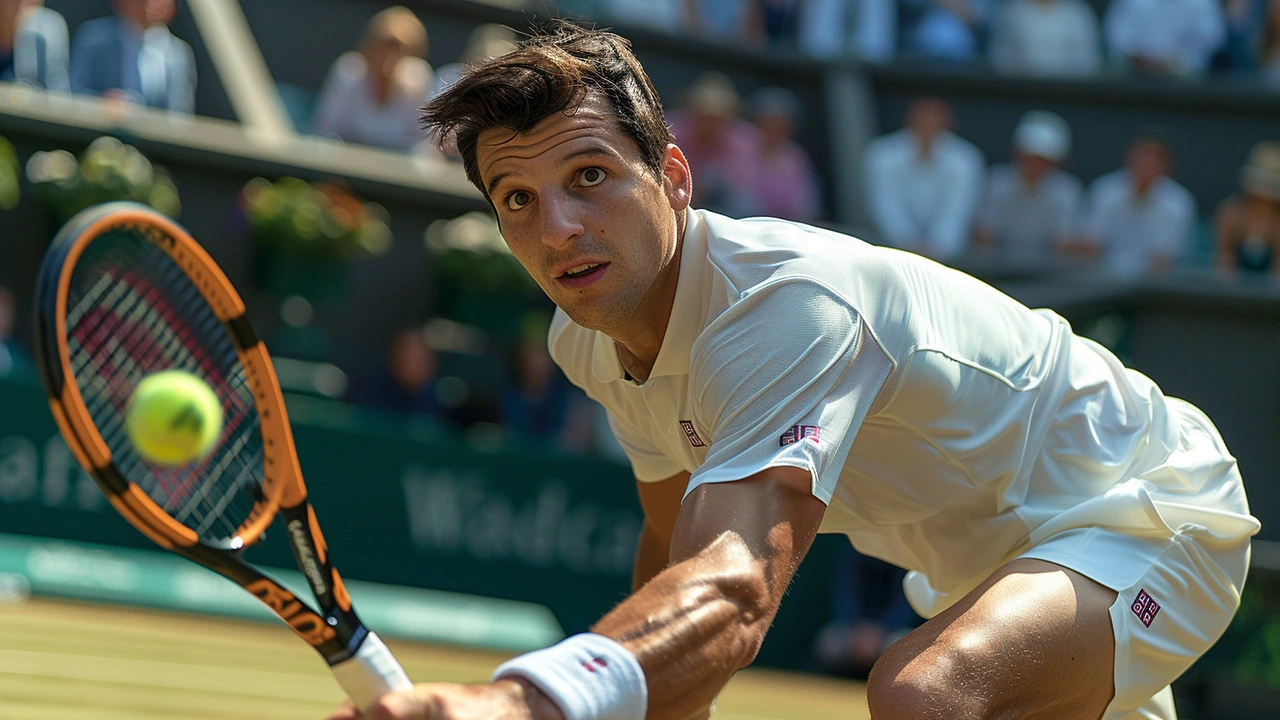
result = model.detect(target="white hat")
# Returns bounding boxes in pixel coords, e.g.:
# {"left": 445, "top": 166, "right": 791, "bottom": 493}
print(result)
{"left": 1014, "top": 111, "right": 1072, "bottom": 162}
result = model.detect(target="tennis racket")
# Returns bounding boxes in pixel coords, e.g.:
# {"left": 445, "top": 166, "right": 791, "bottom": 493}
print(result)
{"left": 33, "top": 201, "right": 414, "bottom": 711}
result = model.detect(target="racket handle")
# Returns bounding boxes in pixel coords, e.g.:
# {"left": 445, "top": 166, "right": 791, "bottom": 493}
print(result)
{"left": 331, "top": 631, "right": 415, "bottom": 712}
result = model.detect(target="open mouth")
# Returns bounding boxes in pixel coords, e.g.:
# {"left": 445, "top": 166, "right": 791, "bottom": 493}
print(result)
{"left": 557, "top": 261, "right": 609, "bottom": 288}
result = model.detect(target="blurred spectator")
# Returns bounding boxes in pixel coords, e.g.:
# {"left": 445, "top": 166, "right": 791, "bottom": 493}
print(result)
{"left": 975, "top": 111, "right": 1083, "bottom": 263}
{"left": 989, "top": 0, "right": 1102, "bottom": 77}
{"left": 798, "top": 0, "right": 896, "bottom": 62}
{"left": 668, "top": 72, "right": 763, "bottom": 218}
{"left": 864, "top": 97, "right": 985, "bottom": 260}
{"left": 814, "top": 543, "right": 917, "bottom": 678}
{"left": 600, "top": 0, "right": 688, "bottom": 34}
{"left": 1215, "top": 141, "right": 1280, "bottom": 275}
{"left": 354, "top": 327, "right": 445, "bottom": 419}
{"left": 1105, "top": 0, "right": 1226, "bottom": 76}
{"left": 759, "top": 0, "right": 801, "bottom": 46}
{"left": 685, "top": 0, "right": 762, "bottom": 44}
{"left": 70, "top": 0, "right": 195, "bottom": 113}
{"left": 900, "top": 0, "right": 994, "bottom": 63}
{"left": 1261, "top": 0, "right": 1280, "bottom": 81}
{"left": 430, "top": 24, "right": 517, "bottom": 100}
{"left": 313, "top": 6, "right": 432, "bottom": 152}
{"left": 502, "top": 329, "right": 572, "bottom": 450}
{"left": 748, "top": 87, "right": 821, "bottom": 222}
{"left": 1080, "top": 131, "right": 1196, "bottom": 277}
{"left": 0, "top": 0, "right": 69, "bottom": 91}
{"left": 1212, "top": 0, "right": 1268, "bottom": 72}
{"left": 0, "top": 287, "right": 30, "bottom": 378}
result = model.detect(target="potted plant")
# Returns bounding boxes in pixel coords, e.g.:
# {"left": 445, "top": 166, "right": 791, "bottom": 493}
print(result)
{"left": 25, "top": 136, "right": 180, "bottom": 225}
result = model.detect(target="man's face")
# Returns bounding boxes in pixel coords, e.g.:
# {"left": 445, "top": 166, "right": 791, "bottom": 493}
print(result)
{"left": 1126, "top": 140, "right": 1170, "bottom": 188}
{"left": 1015, "top": 152, "right": 1056, "bottom": 184}
{"left": 476, "top": 94, "right": 690, "bottom": 337}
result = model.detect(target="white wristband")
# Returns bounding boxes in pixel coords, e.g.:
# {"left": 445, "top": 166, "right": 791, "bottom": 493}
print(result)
{"left": 493, "top": 633, "right": 648, "bottom": 720}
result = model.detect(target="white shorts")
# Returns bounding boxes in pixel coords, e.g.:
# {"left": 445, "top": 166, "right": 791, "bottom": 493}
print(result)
{"left": 1020, "top": 400, "right": 1255, "bottom": 720}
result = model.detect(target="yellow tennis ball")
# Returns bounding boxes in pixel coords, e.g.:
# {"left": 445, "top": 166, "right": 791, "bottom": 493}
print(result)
{"left": 125, "top": 370, "right": 224, "bottom": 466}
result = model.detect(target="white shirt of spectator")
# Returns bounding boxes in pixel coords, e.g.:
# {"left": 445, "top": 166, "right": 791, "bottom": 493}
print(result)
{"left": 312, "top": 51, "right": 432, "bottom": 151}
{"left": 799, "top": 0, "right": 896, "bottom": 63}
{"left": 1105, "top": 0, "right": 1226, "bottom": 74}
{"left": 603, "top": 0, "right": 687, "bottom": 34}
{"left": 990, "top": 0, "right": 1102, "bottom": 77}
{"left": 980, "top": 165, "right": 1083, "bottom": 261}
{"left": 1084, "top": 170, "right": 1196, "bottom": 277}
{"left": 549, "top": 207, "right": 1256, "bottom": 618}
{"left": 864, "top": 128, "right": 985, "bottom": 259}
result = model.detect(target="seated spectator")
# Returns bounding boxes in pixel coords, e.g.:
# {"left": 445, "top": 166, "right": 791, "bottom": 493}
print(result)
{"left": 686, "top": 0, "right": 762, "bottom": 45}
{"left": 989, "top": 0, "right": 1102, "bottom": 77}
{"left": 1215, "top": 141, "right": 1280, "bottom": 275}
{"left": 502, "top": 326, "right": 572, "bottom": 450}
{"left": 430, "top": 24, "right": 517, "bottom": 100}
{"left": 313, "top": 6, "right": 432, "bottom": 151}
{"left": 900, "top": 0, "right": 994, "bottom": 63}
{"left": 601, "top": 0, "right": 688, "bottom": 34}
{"left": 1212, "top": 0, "right": 1268, "bottom": 73}
{"left": 0, "top": 286, "right": 30, "bottom": 378}
{"left": 975, "top": 111, "right": 1083, "bottom": 263}
{"left": 759, "top": 0, "right": 801, "bottom": 46}
{"left": 0, "top": 0, "right": 69, "bottom": 91}
{"left": 354, "top": 327, "right": 445, "bottom": 419}
{"left": 70, "top": 0, "right": 195, "bottom": 113}
{"left": 814, "top": 543, "right": 918, "bottom": 678}
{"left": 864, "top": 97, "right": 985, "bottom": 260}
{"left": 748, "top": 87, "right": 821, "bottom": 222}
{"left": 1105, "top": 0, "right": 1226, "bottom": 76}
{"left": 667, "top": 72, "right": 763, "bottom": 218}
{"left": 1262, "top": 0, "right": 1280, "bottom": 82}
{"left": 1080, "top": 131, "right": 1196, "bottom": 277}
{"left": 798, "top": 0, "right": 896, "bottom": 62}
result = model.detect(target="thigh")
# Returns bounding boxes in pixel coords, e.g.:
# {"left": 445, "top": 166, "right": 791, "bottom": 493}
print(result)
{"left": 868, "top": 558, "right": 1117, "bottom": 720}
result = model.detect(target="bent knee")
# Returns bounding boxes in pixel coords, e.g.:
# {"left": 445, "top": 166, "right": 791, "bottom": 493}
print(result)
{"left": 866, "top": 639, "right": 997, "bottom": 720}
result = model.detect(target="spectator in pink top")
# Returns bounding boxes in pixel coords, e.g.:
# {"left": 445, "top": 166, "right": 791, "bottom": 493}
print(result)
{"left": 749, "top": 87, "right": 822, "bottom": 222}
{"left": 667, "top": 72, "right": 763, "bottom": 218}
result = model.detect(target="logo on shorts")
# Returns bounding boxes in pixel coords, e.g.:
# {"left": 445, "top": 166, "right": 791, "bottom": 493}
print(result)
{"left": 1131, "top": 589, "right": 1161, "bottom": 628}
{"left": 679, "top": 421, "right": 706, "bottom": 447}
{"left": 780, "top": 425, "right": 821, "bottom": 446}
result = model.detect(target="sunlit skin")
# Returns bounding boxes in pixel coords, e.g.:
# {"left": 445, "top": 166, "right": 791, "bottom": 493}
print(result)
{"left": 477, "top": 93, "right": 692, "bottom": 382}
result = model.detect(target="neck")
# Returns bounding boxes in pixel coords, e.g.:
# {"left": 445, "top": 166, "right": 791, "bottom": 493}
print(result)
{"left": 0, "top": 8, "right": 23, "bottom": 51}
{"left": 612, "top": 212, "right": 686, "bottom": 383}
{"left": 1132, "top": 176, "right": 1157, "bottom": 197}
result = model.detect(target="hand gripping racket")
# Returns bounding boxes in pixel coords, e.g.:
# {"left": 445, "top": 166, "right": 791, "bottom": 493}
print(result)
{"left": 33, "top": 202, "right": 413, "bottom": 711}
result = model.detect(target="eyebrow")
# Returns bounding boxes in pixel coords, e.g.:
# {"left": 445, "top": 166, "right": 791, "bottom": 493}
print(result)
{"left": 485, "top": 145, "right": 621, "bottom": 197}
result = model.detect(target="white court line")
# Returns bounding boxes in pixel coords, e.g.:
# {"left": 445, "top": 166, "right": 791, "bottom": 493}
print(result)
{"left": 0, "top": 648, "right": 337, "bottom": 702}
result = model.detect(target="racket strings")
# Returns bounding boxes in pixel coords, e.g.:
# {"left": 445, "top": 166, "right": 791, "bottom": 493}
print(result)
{"left": 64, "top": 229, "right": 266, "bottom": 545}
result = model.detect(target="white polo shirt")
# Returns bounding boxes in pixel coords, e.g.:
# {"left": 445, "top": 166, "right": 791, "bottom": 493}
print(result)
{"left": 550, "top": 208, "right": 1258, "bottom": 617}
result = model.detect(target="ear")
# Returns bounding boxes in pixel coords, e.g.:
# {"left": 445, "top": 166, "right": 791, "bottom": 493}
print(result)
{"left": 661, "top": 144, "right": 693, "bottom": 212}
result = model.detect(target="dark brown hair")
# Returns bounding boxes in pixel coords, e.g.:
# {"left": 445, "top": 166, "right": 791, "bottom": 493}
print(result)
{"left": 420, "top": 19, "right": 671, "bottom": 198}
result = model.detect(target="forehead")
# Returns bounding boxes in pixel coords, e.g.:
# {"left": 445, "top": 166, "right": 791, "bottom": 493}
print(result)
{"left": 476, "top": 95, "right": 637, "bottom": 181}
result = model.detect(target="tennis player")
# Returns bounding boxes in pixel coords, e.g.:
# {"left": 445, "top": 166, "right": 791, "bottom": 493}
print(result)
{"left": 327, "top": 21, "right": 1259, "bottom": 720}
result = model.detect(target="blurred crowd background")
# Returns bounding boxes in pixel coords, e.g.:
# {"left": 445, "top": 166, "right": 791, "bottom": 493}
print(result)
{"left": 3, "top": 0, "right": 1280, "bottom": 702}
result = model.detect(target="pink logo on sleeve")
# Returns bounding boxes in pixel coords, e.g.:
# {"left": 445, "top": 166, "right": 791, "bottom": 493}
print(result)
{"left": 780, "top": 425, "right": 821, "bottom": 446}
{"left": 1131, "top": 589, "right": 1161, "bottom": 628}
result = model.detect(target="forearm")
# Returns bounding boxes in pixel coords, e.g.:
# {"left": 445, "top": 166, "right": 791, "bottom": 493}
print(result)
{"left": 632, "top": 522, "right": 670, "bottom": 593}
{"left": 595, "top": 532, "right": 782, "bottom": 720}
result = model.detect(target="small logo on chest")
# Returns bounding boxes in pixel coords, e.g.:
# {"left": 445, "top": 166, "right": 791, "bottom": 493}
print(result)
{"left": 679, "top": 421, "right": 706, "bottom": 447}
{"left": 780, "top": 425, "right": 821, "bottom": 446}
{"left": 1131, "top": 589, "right": 1161, "bottom": 628}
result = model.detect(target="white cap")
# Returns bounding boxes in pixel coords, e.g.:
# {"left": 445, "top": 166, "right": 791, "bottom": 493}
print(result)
{"left": 1013, "top": 111, "right": 1071, "bottom": 162}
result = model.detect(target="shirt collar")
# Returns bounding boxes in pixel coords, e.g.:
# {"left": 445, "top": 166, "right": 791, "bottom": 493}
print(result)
{"left": 589, "top": 207, "right": 707, "bottom": 384}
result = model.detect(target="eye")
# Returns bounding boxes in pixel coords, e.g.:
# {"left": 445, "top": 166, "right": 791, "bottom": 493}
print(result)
{"left": 578, "top": 167, "right": 606, "bottom": 187}
{"left": 506, "top": 190, "right": 533, "bottom": 211}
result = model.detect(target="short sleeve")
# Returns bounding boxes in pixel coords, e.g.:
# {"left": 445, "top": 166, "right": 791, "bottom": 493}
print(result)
{"left": 687, "top": 281, "right": 892, "bottom": 503}
{"left": 606, "top": 409, "right": 685, "bottom": 483}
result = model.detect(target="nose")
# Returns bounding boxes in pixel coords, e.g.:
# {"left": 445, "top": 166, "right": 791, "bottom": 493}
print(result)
{"left": 540, "top": 193, "right": 585, "bottom": 249}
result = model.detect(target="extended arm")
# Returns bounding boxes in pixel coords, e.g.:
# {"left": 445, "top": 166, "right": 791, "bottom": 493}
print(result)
{"left": 596, "top": 465, "right": 826, "bottom": 719}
